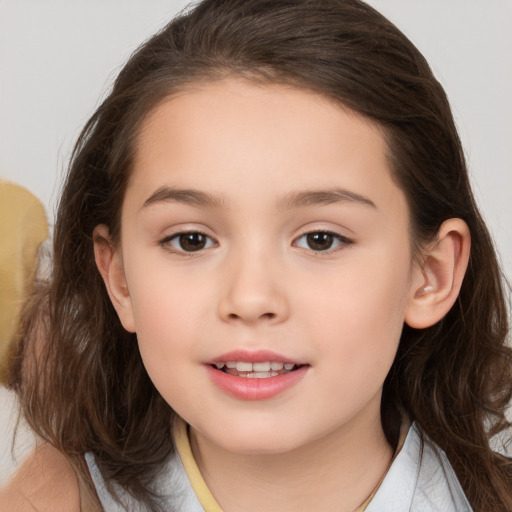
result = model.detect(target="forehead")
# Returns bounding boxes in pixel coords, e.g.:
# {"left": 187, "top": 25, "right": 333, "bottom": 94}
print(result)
{"left": 127, "top": 78, "right": 405, "bottom": 215}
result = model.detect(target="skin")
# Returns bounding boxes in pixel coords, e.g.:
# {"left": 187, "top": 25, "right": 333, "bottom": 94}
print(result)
{"left": 95, "top": 78, "right": 470, "bottom": 512}
{"left": 0, "top": 442, "right": 81, "bottom": 512}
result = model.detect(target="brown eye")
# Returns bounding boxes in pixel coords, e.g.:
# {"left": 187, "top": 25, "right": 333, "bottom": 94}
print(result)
{"left": 166, "top": 232, "right": 215, "bottom": 252}
{"left": 179, "top": 233, "right": 206, "bottom": 251}
{"left": 306, "top": 232, "right": 335, "bottom": 251}
{"left": 294, "top": 231, "right": 352, "bottom": 252}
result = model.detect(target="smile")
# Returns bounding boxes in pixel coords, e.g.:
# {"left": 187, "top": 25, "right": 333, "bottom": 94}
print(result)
{"left": 206, "top": 351, "right": 309, "bottom": 400}
{"left": 213, "top": 361, "right": 299, "bottom": 379}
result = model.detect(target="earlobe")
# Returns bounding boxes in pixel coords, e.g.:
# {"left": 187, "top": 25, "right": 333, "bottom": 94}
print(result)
{"left": 93, "top": 225, "right": 136, "bottom": 332}
{"left": 405, "top": 218, "right": 471, "bottom": 329}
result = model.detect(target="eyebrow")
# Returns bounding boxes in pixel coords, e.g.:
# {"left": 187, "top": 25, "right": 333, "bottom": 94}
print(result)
{"left": 141, "top": 186, "right": 225, "bottom": 210}
{"left": 277, "top": 188, "right": 376, "bottom": 210}
{"left": 141, "top": 186, "right": 376, "bottom": 211}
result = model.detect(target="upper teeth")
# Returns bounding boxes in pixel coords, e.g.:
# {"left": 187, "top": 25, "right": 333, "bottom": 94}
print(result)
{"left": 215, "top": 361, "right": 295, "bottom": 371}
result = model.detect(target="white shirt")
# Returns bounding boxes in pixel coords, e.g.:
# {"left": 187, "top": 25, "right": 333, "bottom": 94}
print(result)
{"left": 86, "top": 421, "right": 473, "bottom": 511}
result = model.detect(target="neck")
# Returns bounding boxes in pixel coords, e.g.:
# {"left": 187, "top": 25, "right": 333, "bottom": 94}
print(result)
{"left": 190, "top": 401, "right": 393, "bottom": 512}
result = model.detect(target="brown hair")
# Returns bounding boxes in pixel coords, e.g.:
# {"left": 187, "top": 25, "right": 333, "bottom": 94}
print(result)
{"left": 11, "top": 0, "right": 512, "bottom": 510}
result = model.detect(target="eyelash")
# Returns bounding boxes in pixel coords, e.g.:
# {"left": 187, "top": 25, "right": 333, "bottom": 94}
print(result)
{"left": 159, "top": 231, "right": 217, "bottom": 254}
{"left": 159, "top": 230, "right": 353, "bottom": 254}
{"left": 293, "top": 231, "right": 353, "bottom": 253}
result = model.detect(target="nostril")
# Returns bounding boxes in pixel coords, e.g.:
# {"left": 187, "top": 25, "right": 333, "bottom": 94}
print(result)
{"left": 226, "top": 311, "right": 276, "bottom": 321}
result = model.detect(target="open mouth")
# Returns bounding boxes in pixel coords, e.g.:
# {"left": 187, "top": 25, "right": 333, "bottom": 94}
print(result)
{"left": 207, "top": 357, "right": 310, "bottom": 399}
{"left": 211, "top": 361, "right": 304, "bottom": 379}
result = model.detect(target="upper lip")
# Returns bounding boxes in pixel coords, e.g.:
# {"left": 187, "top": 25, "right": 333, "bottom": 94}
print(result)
{"left": 206, "top": 349, "right": 305, "bottom": 365}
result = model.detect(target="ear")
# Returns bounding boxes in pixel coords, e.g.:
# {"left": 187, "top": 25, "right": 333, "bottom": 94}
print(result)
{"left": 93, "top": 225, "right": 136, "bottom": 332}
{"left": 405, "top": 218, "right": 471, "bottom": 329}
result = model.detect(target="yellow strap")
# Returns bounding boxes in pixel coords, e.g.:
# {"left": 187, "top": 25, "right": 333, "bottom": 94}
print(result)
{"left": 174, "top": 419, "right": 224, "bottom": 512}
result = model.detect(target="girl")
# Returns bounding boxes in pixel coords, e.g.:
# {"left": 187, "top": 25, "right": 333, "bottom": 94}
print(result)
{"left": 7, "top": 0, "right": 512, "bottom": 510}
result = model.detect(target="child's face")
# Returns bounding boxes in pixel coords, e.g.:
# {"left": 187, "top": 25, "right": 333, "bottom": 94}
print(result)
{"left": 113, "top": 79, "right": 420, "bottom": 454}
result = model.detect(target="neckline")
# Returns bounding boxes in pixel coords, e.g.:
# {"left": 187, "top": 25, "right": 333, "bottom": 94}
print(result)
{"left": 173, "top": 418, "right": 409, "bottom": 512}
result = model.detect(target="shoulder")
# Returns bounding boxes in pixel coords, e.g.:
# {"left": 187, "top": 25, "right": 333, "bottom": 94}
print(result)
{"left": 0, "top": 442, "right": 81, "bottom": 512}
{"left": 366, "top": 423, "right": 473, "bottom": 512}
{"left": 411, "top": 424, "right": 473, "bottom": 511}
{"left": 85, "top": 444, "right": 204, "bottom": 512}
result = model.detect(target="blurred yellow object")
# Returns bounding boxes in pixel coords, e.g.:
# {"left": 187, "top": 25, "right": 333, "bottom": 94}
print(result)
{"left": 0, "top": 181, "right": 48, "bottom": 386}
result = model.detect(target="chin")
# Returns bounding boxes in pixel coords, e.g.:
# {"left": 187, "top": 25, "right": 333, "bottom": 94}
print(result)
{"left": 209, "top": 423, "right": 311, "bottom": 456}
{"left": 225, "top": 439, "right": 300, "bottom": 456}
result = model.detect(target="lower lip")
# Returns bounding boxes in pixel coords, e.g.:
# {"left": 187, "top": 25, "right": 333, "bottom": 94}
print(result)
{"left": 206, "top": 365, "right": 309, "bottom": 401}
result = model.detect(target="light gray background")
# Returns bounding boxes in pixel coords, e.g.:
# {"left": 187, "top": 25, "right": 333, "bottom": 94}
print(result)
{"left": 0, "top": 0, "right": 511, "bottom": 280}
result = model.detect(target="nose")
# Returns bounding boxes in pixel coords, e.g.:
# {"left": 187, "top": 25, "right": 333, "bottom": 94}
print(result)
{"left": 217, "top": 250, "right": 289, "bottom": 325}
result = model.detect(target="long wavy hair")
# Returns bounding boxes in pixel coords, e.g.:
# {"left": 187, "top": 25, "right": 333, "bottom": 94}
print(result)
{"left": 10, "top": 0, "right": 512, "bottom": 510}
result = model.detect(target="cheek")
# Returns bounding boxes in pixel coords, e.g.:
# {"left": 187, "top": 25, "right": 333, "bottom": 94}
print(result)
{"left": 298, "top": 247, "right": 412, "bottom": 378}
{"left": 131, "top": 288, "right": 197, "bottom": 356}
{"left": 121, "top": 259, "right": 204, "bottom": 383}
{"left": 131, "top": 291, "right": 206, "bottom": 411}
{"left": 125, "top": 247, "right": 208, "bottom": 333}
